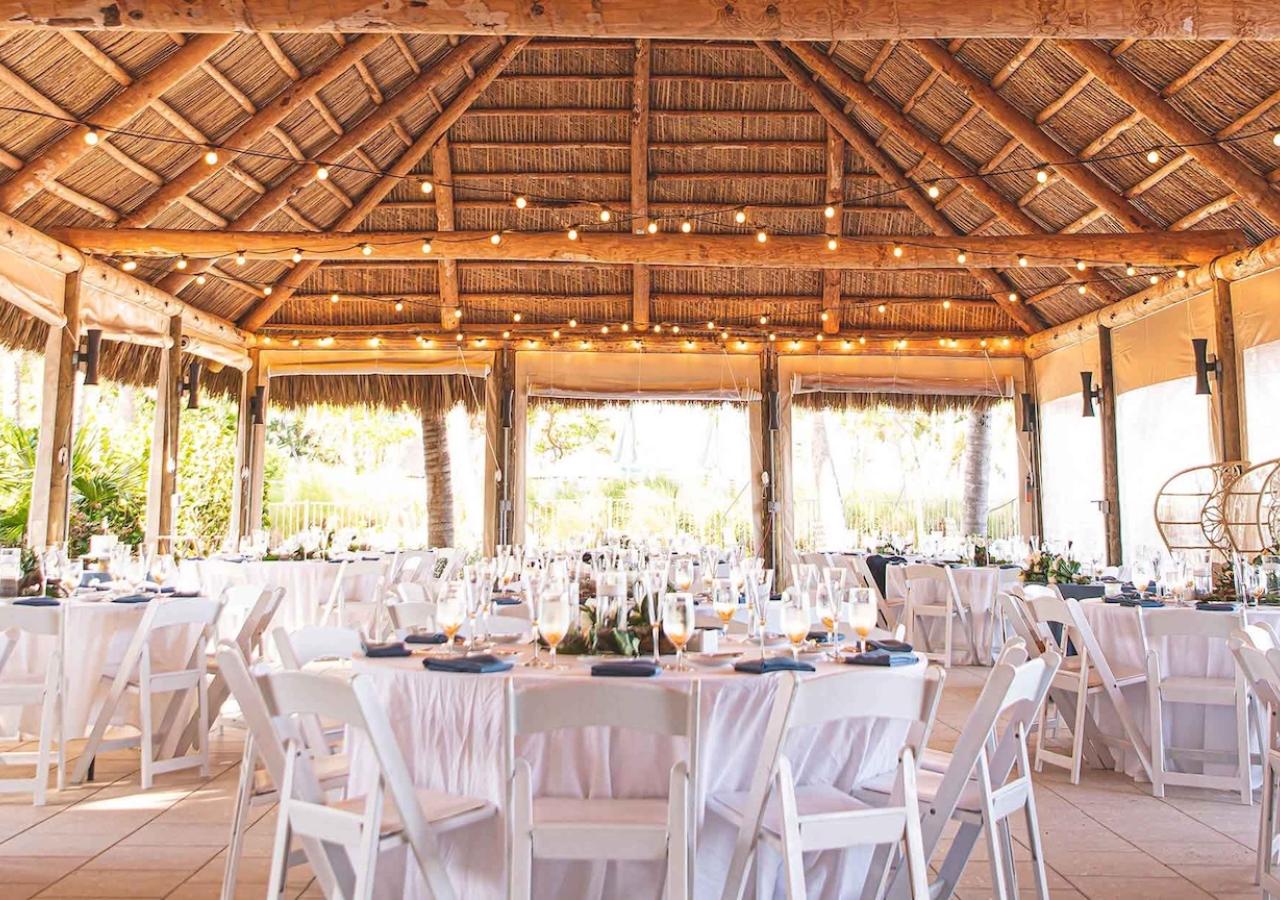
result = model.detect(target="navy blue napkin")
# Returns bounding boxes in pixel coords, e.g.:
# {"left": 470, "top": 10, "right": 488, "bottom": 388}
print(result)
{"left": 591, "top": 659, "right": 660, "bottom": 677}
{"left": 1196, "top": 601, "right": 1238, "bottom": 612}
{"left": 493, "top": 595, "right": 522, "bottom": 606}
{"left": 404, "top": 632, "right": 448, "bottom": 645}
{"left": 14, "top": 597, "right": 59, "bottom": 607}
{"left": 363, "top": 642, "right": 412, "bottom": 658}
{"left": 423, "top": 654, "right": 513, "bottom": 674}
{"left": 807, "top": 629, "right": 845, "bottom": 643}
{"left": 846, "top": 649, "right": 919, "bottom": 667}
{"left": 868, "top": 638, "right": 913, "bottom": 653}
{"left": 734, "top": 656, "right": 815, "bottom": 674}
{"left": 1119, "top": 597, "right": 1165, "bottom": 608}
{"left": 171, "top": 590, "right": 201, "bottom": 598}
{"left": 1057, "top": 584, "right": 1107, "bottom": 600}
{"left": 111, "top": 594, "right": 150, "bottom": 604}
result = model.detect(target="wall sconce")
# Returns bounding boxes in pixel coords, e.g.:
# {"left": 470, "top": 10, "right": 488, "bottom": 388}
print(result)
{"left": 1192, "top": 338, "right": 1219, "bottom": 396}
{"left": 179, "top": 361, "right": 201, "bottom": 410}
{"left": 74, "top": 328, "right": 102, "bottom": 385}
{"left": 248, "top": 385, "right": 266, "bottom": 425}
{"left": 1080, "top": 371, "right": 1101, "bottom": 417}
{"left": 1019, "top": 392, "right": 1037, "bottom": 433}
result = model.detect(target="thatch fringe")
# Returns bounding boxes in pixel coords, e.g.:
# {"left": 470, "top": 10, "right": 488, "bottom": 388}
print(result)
{"left": 790, "top": 390, "right": 1005, "bottom": 415}
{"left": 268, "top": 372, "right": 485, "bottom": 417}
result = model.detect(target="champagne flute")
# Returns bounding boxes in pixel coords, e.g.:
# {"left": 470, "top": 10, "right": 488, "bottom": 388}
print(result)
{"left": 712, "top": 579, "right": 737, "bottom": 636}
{"left": 673, "top": 558, "right": 694, "bottom": 592}
{"left": 781, "top": 589, "right": 810, "bottom": 662}
{"left": 848, "top": 586, "right": 877, "bottom": 653}
{"left": 540, "top": 590, "right": 571, "bottom": 670}
{"left": 436, "top": 585, "right": 467, "bottom": 653}
{"left": 644, "top": 571, "right": 663, "bottom": 664}
{"left": 816, "top": 585, "right": 840, "bottom": 660}
{"left": 663, "top": 593, "right": 696, "bottom": 671}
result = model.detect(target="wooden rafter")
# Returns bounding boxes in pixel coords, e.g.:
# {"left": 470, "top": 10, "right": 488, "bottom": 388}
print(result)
{"left": 755, "top": 41, "right": 1043, "bottom": 333}
{"left": 630, "top": 38, "right": 651, "bottom": 327}
{"left": 822, "top": 125, "right": 842, "bottom": 333}
{"left": 431, "top": 135, "right": 459, "bottom": 325}
{"left": 238, "top": 38, "right": 530, "bottom": 331}
{"left": 159, "top": 35, "right": 497, "bottom": 295}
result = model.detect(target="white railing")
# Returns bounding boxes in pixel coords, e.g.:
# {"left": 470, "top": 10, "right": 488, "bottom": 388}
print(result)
{"left": 266, "top": 499, "right": 427, "bottom": 542}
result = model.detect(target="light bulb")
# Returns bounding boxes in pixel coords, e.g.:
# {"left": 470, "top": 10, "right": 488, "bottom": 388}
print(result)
{"left": 942, "top": 299, "right": 951, "bottom": 309}
{"left": 514, "top": 195, "right": 528, "bottom": 209}
{"left": 369, "top": 337, "right": 380, "bottom": 347}
{"left": 927, "top": 184, "right": 940, "bottom": 199}
{"left": 204, "top": 149, "right": 219, "bottom": 165}
{"left": 421, "top": 180, "right": 433, "bottom": 194}
{"left": 1036, "top": 168, "right": 1049, "bottom": 183}
{"left": 646, "top": 220, "right": 658, "bottom": 234}
{"left": 877, "top": 303, "right": 887, "bottom": 313}
{"left": 759, "top": 315, "right": 768, "bottom": 325}
{"left": 490, "top": 233, "right": 502, "bottom": 245}
{"left": 567, "top": 227, "right": 579, "bottom": 241}
{"left": 842, "top": 340, "right": 851, "bottom": 350}
{"left": 263, "top": 286, "right": 272, "bottom": 295}
{"left": 858, "top": 336, "right": 866, "bottom": 345}
{"left": 820, "top": 310, "right": 830, "bottom": 322}
{"left": 195, "top": 274, "right": 206, "bottom": 285}
{"left": 826, "top": 237, "right": 838, "bottom": 251}
{"left": 1125, "top": 263, "right": 1136, "bottom": 276}
{"left": 513, "top": 312, "right": 522, "bottom": 322}
{"left": 1076, "top": 260, "right": 1087, "bottom": 271}
{"left": 83, "top": 128, "right": 100, "bottom": 146}
{"left": 1008, "top": 292, "right": 1019, "bottom": 302}
{"left": 291, "top": 338, "right": 300, "bottom": 347}
{"left": 956, "top": 251, "right": 967, "bottom": 264}
{"left": 453, "top": 307, "right": 463, "bottom": 319}
{"left": 790, "top": 340, "right": 800, "bottom": 350}
{"left": 315, "top": 165, "right": 329, "bottom": 180}
{"left": 568, "top": 318, "right": 578, "bottom": 328}
{"left": 1146, "top": 148, "right": 1161, "bottom": 164}
{"left": 892, "top": 244, "right": 903, "bottom": 258}
{"left": 823, "top": 205, "right": 836, "bottom": 219}
{"left": 1176, "top": 267, "right": 1187, "bottom": 278}
{"left": 235, "top": 252, "right": 247, "bottom": 266}
{"left": 291, "top": 249, "right": 302, "bottom": 263}
{"left": 421, "top": 240, "right": 432, "bottom": 253}
{"left": 680, "top": 220, "right": 692, "bottom": 233}
{"left": 706, "top": 320, "right": 715, "bottom": 330}
{"left": 768, "top": 333, "right": 776, "bottom": 342}
{"left": 455, "top": 333, "right": 464, "bottom": 342}
{"left": 734, "top": 210, "right": 747, "bottom": 224}
{"left": 320, "top": 336, "right": 334, "bottom": 347}
{"left": 720, "top": 330, "right": 729, "bottom": 340}
{"left": 330, "top": 293, "right": 340, "bottom": 303}
{"left": 1018, "top": 255, "right": 1029, "bottom": 267}
{"left": 1274, "top": 132, "right": 1280, "bottom": 147}
{"left": 1077, "top": 285, "right": 1088, "bottom": 295}
{"left": 599, "top": 209, "right": 611, "bottom": 222}
{"left": 600, "top": 325, "right": 609, "bottom": 334}
{"left": 671, "top": 325, "right": 680, "bottom": 334}
{"left": 1149, "top": 274, "right": 1160, "bottom": 285}
{"left": 756, "top": 229, "right": 767, "bottom": 243}
{"left": 394, "top": 301, "right": 404, "bottom": 311}
{"left": 121, "top": 258, "right": 137, "bottom": 271}
{"left": 175, "top": 257, "right": 187, "bottom": 270}
{"left": 552, "top": 329, "right": 561, "bottom": 339}
{"left": 361, "top": 243, "right": 373, "bottom": 256}
{"left": 653, "top": 324, "right": 662, "bottom": 333}
{"left": 633, "top": 339, "right": 643, "bottom": 349}
{"left": 620, "top": 322, "right": 630, "bottom": 332}
{"left": 816, "top": 334, "right": 824, "bottom": 342}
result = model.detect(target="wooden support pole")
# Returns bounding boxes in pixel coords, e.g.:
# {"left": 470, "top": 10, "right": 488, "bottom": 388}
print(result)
{"left": 1212, "top": 277, "right": 1245, "bottom": 462}
{"left": 1021, "top": 357, "right": 1045, "bottom": 540}
{"left": 630, "top": 38, "right": 651, "bottom": 328}
{"left": 431, "top": 135, "right": 459, "bottom": 326}
{"left": 144, "top": 315, "right": 183, "bottom": 552}
{"left": 27, "top": 272, "right": 81, "bottom": 550}
{"left": 822, "top": 125, "right": 842, "bottom": 334}
{"left": 228, "top": 351, "right": 264, "bottom": 542}
{"left": 483, "top": 345, "right": 515, "bottom": 555}
{"left": 758, "top": 348, "right": 781, "bottom": 573}
{"left": 1098, "top": 325, "right": 1123, "bottom": 566}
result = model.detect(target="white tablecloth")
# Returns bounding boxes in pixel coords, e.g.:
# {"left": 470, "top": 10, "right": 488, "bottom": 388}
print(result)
{"left": 885, "top": 565, "right": 1021, "bottom": 663}
{"left": 347, "top": 654, "right": 924, "bottom": 900}
{"left": 188, "top": 558, "right": 388, "bottom": 632}
{"left": 1079, "top": 600, "right": 1278, "bottom": 779}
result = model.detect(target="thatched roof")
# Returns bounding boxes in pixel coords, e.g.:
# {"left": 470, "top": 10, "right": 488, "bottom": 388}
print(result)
{"left": 269, "top": 372, "right": 484, "bottom": 415}
{"left": 0, "top": 31, "right": 1277, "bottom": 343}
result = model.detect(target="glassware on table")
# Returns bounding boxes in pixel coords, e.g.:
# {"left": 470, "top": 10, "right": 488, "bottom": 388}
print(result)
{"left": 781, "top": 589, "right": 811, "bottom": 662}
{"left": 539, "top": 589, "right": 572, "bottom": 669}
{"left": 436, "top": 585, "right": 467, "bottom": 652}
{"left": 644, "top": 572, "right": 663, "bottom": 664}
{"left": 673, "top": 558, "right": 695, "bottom": 592}
{"left": 662, "top": 592, "right": 696, "bottom": 671}
{"left": 847, "top": 586, "right": 878, "bottom": 653}
{"left": 712, "top": 579, "right": 738, "bottom": 635}
{"left": 0, "top": 547, "right": 20, "bottom": 598}
{"left": 815, "top": 585, "right": 840, "bottom": 660}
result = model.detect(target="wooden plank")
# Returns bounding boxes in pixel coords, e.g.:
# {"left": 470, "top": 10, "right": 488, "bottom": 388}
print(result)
{"left": 431, "top": 135, "right": 459, "bottom": 326}
{"left": 145, "top": 315, "right": 183, "bottom": 552}
{"left": 630, "top": 38, "right": 651, "bottom": 327}
{"left": 1213, "top": 277, "right": 1245, "bottom": 463}
{"left": 822, "top": 124, "right": 842, "bottom": 334}
{"left": 1098, "top": 325, "right": 1122, "bottom": 566}
{"left": 28, "top": 271, "right": 81, "bottom": 549}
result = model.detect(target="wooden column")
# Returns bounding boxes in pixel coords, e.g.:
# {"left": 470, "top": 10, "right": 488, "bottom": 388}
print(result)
{"left": 821, "top": 125, "right": 842, "bottom": 334}
{"left": 229, "top": 351, "right": 265, "bottom": 542}
{"left": 27, "top": 271, "right": 82, "bottom": 550}
{"left": 758, "top": 349, "right": 782, "bottom": 574}
{"left": 144, "top": 315, "right": 183, "bottom": 552}
{"left": 432, "top": 135, "right": 460, "bottom": 327}
{"left": 483, "top": 345, "right": 515, "bottom": 555}
{"left": 630, "top": 38, "right": 651, "bottom": 328}
{"left": 1020, "top": 357, "right": 1045, "bottom": 540}
{"left": 1212, "top": 277, "right": 1246, "bottom": 462}
{"left": 1098, "top": 325, "right": 1123, "bottom": 565}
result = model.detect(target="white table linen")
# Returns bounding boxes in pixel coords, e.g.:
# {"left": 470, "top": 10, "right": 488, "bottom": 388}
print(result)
{"left": 885, "top": 565, "right": 1021, "bottom": 663}
{"left": 188, "top": 558, "right": 387, "bottom": 632}
{"left": 346, "top": 654, "right": 925, "bottom": 900}
{"left": 1079, "top": 600, "right": 1278, "bottom": 780}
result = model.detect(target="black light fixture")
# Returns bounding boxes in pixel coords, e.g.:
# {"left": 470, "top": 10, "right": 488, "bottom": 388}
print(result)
{"left": 179, "top": 361, "right": 201, "bottom": 410}
{"left": 1192, "top": 338, "right": 1220, "bottom": 396}
{"left": 1080, "top": 371, "right": 1101, "bottom": 417}
{"left": 74, "top": 328, "right": 102, "bottom": 385}
{"left": 249, "top": 385, "right": 266, "bottom": 425}
{"left": 1020, "top": 392, "right": 1037, "bottom": 433}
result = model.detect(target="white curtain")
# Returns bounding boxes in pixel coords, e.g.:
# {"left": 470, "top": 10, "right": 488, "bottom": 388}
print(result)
{"left": 1038, "top": 394, "right": 1106, "bottom": 562}
{"left": 1245, "top": 340, "right": 1280, "bottom": 461}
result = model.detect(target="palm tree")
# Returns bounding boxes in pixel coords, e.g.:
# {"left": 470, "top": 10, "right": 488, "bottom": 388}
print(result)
{"left": 960, "top": 405, "right": 993, "bottom": 536}
{"left": 420, "top": 411, "right": 454, "bottom": 547}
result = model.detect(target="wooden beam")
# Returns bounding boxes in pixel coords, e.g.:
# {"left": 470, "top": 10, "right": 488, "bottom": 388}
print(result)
{"left": 144, "top": 314, "right": 182, "bottom": 552}
{"left": 61, "top": 226, "right": 1245, "bottom": 268}
{"left": 907, "top": 39, "right": 1160, "bottom": 234}
{"left": 431, "top": 135, "right": 459, "bottom": 326}
{"left": 1213, "top": 277, "right": 1245, "bottom": 463}
{"left": 822, "top": 124, "right": 842, "bottom": 334}
{"left": 630, "top": 38, "right": 651, "bottom": 327}
{"left": 159, "top": 35, "right": 497, "bottom": 295}
{"left": 1098, "top": 324, "right": 1122, "bottom": 566}
{"left": 0, "top": 33, "right": 233, "bottom": 213}
{"left": 27, "top": 271, "right": 81, "bottom": 550}
{"left": 239, "top": 38, "right": 529, "bottom": 330}
{"left": 7, "top": 1, "right": 1278, "bottom": 39}
{"left": 1061, "top": 39, "right": 1280, "bottom": 230}
{"left": 121, "top": 35, "right": 385, "bottom": 228}
{"left": 755, "top": 41, "right": 1043, "bottom": 333}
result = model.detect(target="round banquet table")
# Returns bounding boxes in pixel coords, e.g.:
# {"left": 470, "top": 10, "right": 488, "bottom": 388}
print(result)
{"left": 884, "top": 565, "right": 1021, "bottom": 664}
{"left": 346, "top": 651, "right": 925, "bottom": 900}
{"left": 1078, "top": 599, "right": 1280, "bottom": 780}
{"left": 187, "top": 557, "right": 388, "bottom": 632}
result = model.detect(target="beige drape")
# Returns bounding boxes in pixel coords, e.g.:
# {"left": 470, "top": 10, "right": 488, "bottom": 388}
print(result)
{"left": 1033, "top": 336, "right": 1100, "bottom": 404}
{"left": 259, "top": 348, "right": 493, "bottom": 377}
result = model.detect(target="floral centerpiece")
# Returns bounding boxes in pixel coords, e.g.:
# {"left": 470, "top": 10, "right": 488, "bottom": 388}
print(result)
{"left": 1021, "top": 549, "right": 1089, "bottom": 585}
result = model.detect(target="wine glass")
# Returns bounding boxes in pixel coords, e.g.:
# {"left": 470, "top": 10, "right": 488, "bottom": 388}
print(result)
{"left": 662, "top": 593, "right": 696, "bottom": 671}
{"left": 815, "top": 584, "right": 840, "bottom": 660}
{"left": 644, "top": 571, "right": 663, "bottom": 664}
{"left": 712, "top": 579, "right": 738, "bottom": 636}
{"left": 436, "top": 585, "right": 467, "bottom": 653}
{"left": 781, "top": 589, "right": 811, "bottom": 662}
{"left": 540, "top": 589, "right": 571, "bottom": 669}
{"left": 847, "top": 587, "right": 878, "bottom": 653}
{"left": 673, "top": 558, "right": 695, "bottom": 592}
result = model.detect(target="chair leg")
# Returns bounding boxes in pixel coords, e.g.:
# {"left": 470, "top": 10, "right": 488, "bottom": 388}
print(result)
{"left": 1239, "top": 691, "right": 1255, "bottom": 806}
{"left": 1261, "top": 749, "right": 1276, "bottom": 886}
{"left": 54, "top": 686, "right": 65, "bottom": 793}
{"left": 33, "top": 686, "right": 54, "bottom": 807}
{"left": 1071, "top": 689, "right": 1089, "bottom": 785}
{"left": 943, "top": 612, "right": 953, "bottom": 669}
{"left": 1149, "top": 688, "right": 1166, "bottom": 799}
{"left": 140, "top": 685, "right": 154, "bottom": 791}
{"left": 222, "top": 738, "right": 257, "bottom": 900}
{"left": 1034, "top": 697, "right": 1049, "bottom": 775}
{"left": 197, "top": 677, "right": 210, "bottom": 778}
{"left": 1022, "top": 787, "right": 1052, "bottom": 900}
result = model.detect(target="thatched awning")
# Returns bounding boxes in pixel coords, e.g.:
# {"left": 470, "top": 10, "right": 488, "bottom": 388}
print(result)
{"left": 267, "top": 372, "right": 485, "bottom": 416}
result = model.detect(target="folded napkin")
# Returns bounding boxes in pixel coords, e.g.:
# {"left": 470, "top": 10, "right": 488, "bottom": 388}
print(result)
{"left": 140, "top": 583, "right": 176, "bottom": 594}
{"left": 111, "top": 593, "right": 150, "bottom": 604}
{"left": 363, "top": 641, "right": 412, "bottom": 658}
{"left": 423, "top": 654, "right": 513, "bottom": 674}
{"left": 493, "top": 595, "right": 522, "bottom": 606}
{"left": 846, "top": 649, "right": 919, "bottom": 667}
{"left": 591, "top": 659, "right": 660, "bottom": 678}
{"left": 734, "top": 656, "right": 815, "bottom": 674}
{"left": 807, "top": 629, "right": 846, "bottom": 643}
{"left": 868, "top": 638, "right": 914, "bottom": 653}
{"left": 1118, "top": 597, "right": 1165, "bottom": 608}
{"left": 170, "top": 589, "right": 201, "bottom": 598}
{"left": 14, "top": 597, "right": 59, "bottom": 607}
{"left": 1196, "top": 601, "right": 1238, "bottom": 612}
{"left": 404, "top": 632, "right": 448, "bottom": 645}
{"left": 79, "top": 571, "right": 111, "bottom": 587}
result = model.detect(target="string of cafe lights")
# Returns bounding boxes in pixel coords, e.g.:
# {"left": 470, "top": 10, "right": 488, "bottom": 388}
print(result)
{"left": 3, "top": 105, "right": 1270, "bottom": 343}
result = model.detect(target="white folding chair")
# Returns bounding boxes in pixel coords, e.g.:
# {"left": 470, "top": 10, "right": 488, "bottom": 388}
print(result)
{"left": 265, "top": 668, "right": 494, "bottom": 900}
{"left": 0, "top": 603, "right": 65, "bottom": 805}
{"left": 712, "top": 666, "right": 945, "bottom": 900}
{"left": 274, "top": 624, "right": 363, "bottom": 671}
{"left": 866, "top": 641, "right": 1061, "bottom": 900}
{"left": 902, "top": 564, "right": 975, "bottom": 668}
{"left": 317, "top": 560, "right": 352, "bottom": 628}
{"left": 1229, "top": 630, "right": 1280, "bottom": 893}
{"left": 506, "top": 679, "right": 699, "bottom": 900}
{"left": 1024, "top": 591, "right": 1149, "bottom": 784}
{"left": 1143, "top": 607, "right": 1253, "bottom": 803}
{"left": 71, "top": 596, "right": 222, "bottom": 789}
{"left": 851, "top": 555, "right": 902, "bottom": 630}
{"left": 216, "top": 641, "right": 350, "bottom": 900}
{"left": 393, "top": 550, "right": 437, "bottom": 586}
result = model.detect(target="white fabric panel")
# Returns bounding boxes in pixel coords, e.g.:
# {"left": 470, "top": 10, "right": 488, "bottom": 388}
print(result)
{"left": 260, "top": 348, "right": 492, "bottom": 377}
{"left": 1038, "top": 394, "right": 1106, "bottom": 561}
{"left": 1033, "top": 336, "right": 1100, "bottom": 404}
{"left": 780, "top": 352, "right": 1024, "bottom": 393}
{"left": 1111, "top": 292, "right": 1214, "bottom": 394}
{"left": 1244, "top": 340, "right": 1280, "bottom": 461}
{"left": 1230, "top": 267, "right": 1280, "bottom": 351}
{"left": 79, "top": 281, "right": 170, "bottom": 340}
{"left": 519, "top": 351, "right": 760, "bottom": 400}
{"left": 0, "top": 247, "right": 65, "bottom": 325}
{"left": 790, "top": 371, "right": 1010, "bottom": 398}
{"left": 182, "top": 335, "right": 251, "bottom": 371}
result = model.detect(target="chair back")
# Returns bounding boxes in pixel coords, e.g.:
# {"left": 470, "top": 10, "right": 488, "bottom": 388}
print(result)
{"left": 997, "top": 591, "right": 1045, "bottom": 654}
{"left": 226, "top": 585, "right": 285, "bottom": 660}
{"left": 1144, "top": 606, "right": 1244, "bottom": 642}
{"left": 388, "top": 600, "right": 435, "bottom": 633}
{"left": 1230, "top": 633, "right": 1280, "bottom": 711}
{"left": 394, "top": 550, "right": 437, "bottom": 586}
{"left": 509, "top": 679, "right": 697, "bottom": 739}
{"left": 274, "top": 625, "right": 362, "bottom": 670}
{"left": 791, "top": 665, "right": 946, "bottom": 758}
{"left": 0, "top": 603, "right": 64, "bottom": 691}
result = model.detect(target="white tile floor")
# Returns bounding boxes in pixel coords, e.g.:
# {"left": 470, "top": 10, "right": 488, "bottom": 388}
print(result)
{"left": 0, "top": 666, "right": 1265, "bottom": 899}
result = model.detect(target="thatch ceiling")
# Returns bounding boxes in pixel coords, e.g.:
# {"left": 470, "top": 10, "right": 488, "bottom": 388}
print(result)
{"left": 0, "top": 31, "right": 1278, "bottom": 339}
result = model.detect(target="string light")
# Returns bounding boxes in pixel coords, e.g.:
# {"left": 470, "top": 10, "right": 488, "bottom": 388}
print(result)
{"left": 652, "top": 324, "right": 662, "bottom": 333}
{"left": 685, "top": 339, "right": 696, "bottom": 350}
{"left": 842, "top": 340, "right": 851, "bottom": 351}
{"left": 599, "top": 209, "right": 612, "bottom": 223}
{"left": 942, "top": 299, "right": 951, "bottom": 310}
{"left": 1077, "top": 285, "right": 1088, "bottom": 295}
{"left": 826, "top": 237, "right": 838, "bottom": 251}
{"left": 816, "top": 334, "right": 824, "bottom": 343}
{"left": 734, "top": 210, "right": 747, "bottom": 224}
{"left": 858, "top": 336, "right": 866, "bottom": 345}
{"left": 203, "top": 149, "right": 218, "bottom": 165}
{"left": 892, "top": 244, "right": 903, "bottom": 258}
{"left": 120, "top": 258, "right": 137, "bottom": 271}
{"left": 568, "top": 318, "right": 578, "bottom": 328}
{"left": 490, "top": 233, "right": 502, "bottom": 245}
{"left": 645, "top": 220, "right": 658, "bottom": 234}
{"left": 680, "top": 220, "right": 692, "bottom": 233}
{"left": 514, "top": 194, "right": 528, "bottom": 209}
{"left": 567, "top": 227, "right": 578, "bottom": 241}
{"left": 1008, "top": 292, "right": 1019, "bottom": 303}
{"left": 455, "top": 333, "right": 464, "bottom": 342}
{"left": 759, "top": 315, "right": 769, "bottom": 325}
{"left": 1176, "top": 267, "right": 1187, "bottom": 278}
{"left": 877, "top": 303, "right": 887, "bottom": 314}
{"left": 368, "top": 337, "right": 380, "bottom": 347}
{"left": 290, "top": 338, "right": 300, "bottom": 347}
{"left": 706, "top": 320, "right": 716, "bottom": 330}
{"left": 819, "top": 311, "right": 830, "bottom": 322}
{"left": 1035, "top": 168, "right": 1049, "bottom": 183}
{"left": 600, "top": 325, "right": 609, "bottom": 334}
{"left": 790, "top": 340, "right": 801, "bottom": 350}
{"left": 719, "top": 330, "right": 729, "bottom": 340}
{"left": 1149, "top": 274, "right": 1160, "bottom": 285}
{"left": 926, "top": 184, "right": 940, "bottom": 199}
{"left": 330, "top": 293, "right": 340, "bottom": 303}
{"left": 552, "top": 329, "right": 561, "bottom": 339}
{"left": 195, "top": 274, "right": 206, "bottom": 285}
{"left": 319, "top": 336, "right": 334, "bottom": 347}
{"left": 513, "top": 312, "right": 522, "bottom": 322}
{"left": 262, "top": 285, "right": 272, "bottom": 295}
{"left": 581, "top": 339, "right": 591, "bottom": 349}
{"left": 1275, "top": 132, "right": 1280, "bottom": 146}
{"left": 1146, "top": 148, "right": 1161, "bottom": 164}
{"left": 394, "top": 301, "right": 404, "bottom": 312}
{"left": 756, "top": 229, "right": 768, "bottom": 243}
{"left": 823, "top": 205, "right": 836, "bottom": 219}
{"left": 420, "top": 180, "right": 433, "bottom": 194}
{"left": 421, "top": 240, "right": 432, "bottom": 253}
{"left": 1075, "top": 260, "right": 1087, "bottom": 271}
{"left": 956, "top": 251, "right": 967, "bottom": 264}
{"left": 672, "top": 325, "right": 680, "bottom": 334}
{"left": 315, "top": 165, "right": 329, "bottom": 180}
{"left": 528, "top": 339, "right": 539, "bottom": 348}
{"left": 620, "top": 322, "right": 630, "bottom": 332}
{"left": 361, "top": 243, "right": 373, "bottom": 256}
{"left": 1125, "top": 263, "right": 1137, "bottom": 276}
{"left": 83, "top": 128, "right": 100, "bottom": 146}
{"left": 979, "top": 338, "right": 988, "bottom": 348}
{"left": 291, "top": 249, "right": 302, "bottom": 263}
{"left": 768, "top": 333, "right": 777, "bottom": 342}
{"left": 174, "top": 256, "right": 188, "bottom": 270}
{"left": 633, "top": 339, "right": 643, "bottom": 349}
{"left": 1018, "top": 255, "right": 1029, "bottom": 267}
{"left": 235, "top": 252, "right": 247, "bottom": 266}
